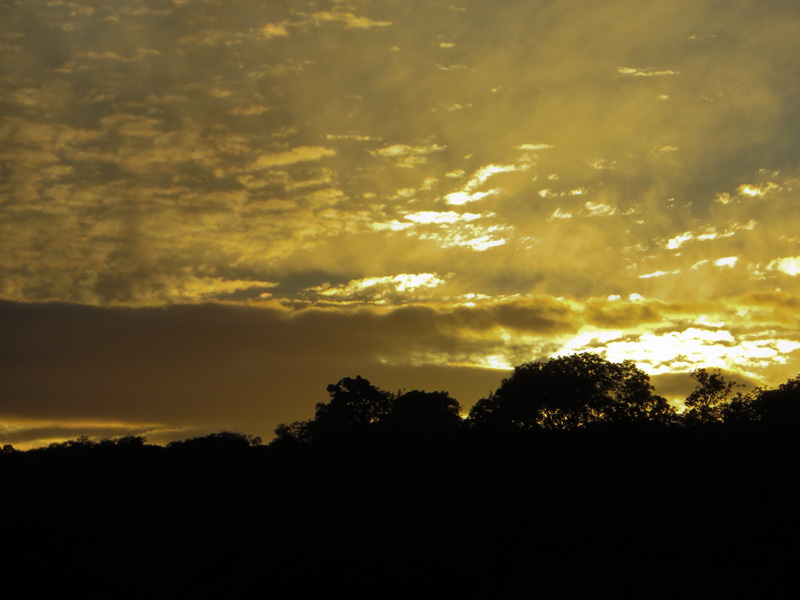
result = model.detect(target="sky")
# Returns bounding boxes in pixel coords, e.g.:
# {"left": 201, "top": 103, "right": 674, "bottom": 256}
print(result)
{"left": 3, "top": 0, "right": 800, "bottom": 448}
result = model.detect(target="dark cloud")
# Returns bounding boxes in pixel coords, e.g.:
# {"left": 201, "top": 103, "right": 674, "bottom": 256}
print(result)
{"left": 584, "top": 300, "right": 665, "bottom": 329}
{"left": 0, "top": 300, "right": 520, "bottom": 445}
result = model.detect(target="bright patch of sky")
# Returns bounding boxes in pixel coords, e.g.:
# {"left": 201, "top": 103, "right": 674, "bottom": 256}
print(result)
{"left": 422, "top": 224, "right": 509, "bottom": 252}
{"left": 309, "top": 273, "right": 446, "bottom": 303}
{"left": 617, "top": 67, "right": 680, "bottom": 77}
{"left": 716, "top": 257, "right": 739, "bottom": 268}
{"left": 516, "top": 143, "right": 554, "bottom": 151}
{"left": 768, "top": 257, "right": 800, "bottom": 276}
{"left": 445, "top": 163, "right": 528, "bottom": 205}
{"left": 639, "top": 270, "right": 680, "bottom": 279}
{"left": 559, "top": 326, "right": 800, "bottom": 381}
{"left": 403, "top": 211, "right": 483, "bottom": 224}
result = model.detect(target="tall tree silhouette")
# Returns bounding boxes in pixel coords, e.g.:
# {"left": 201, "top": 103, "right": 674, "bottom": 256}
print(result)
{"left": 379, "top": 389, "right": 463, "bottom": 440}
{"left": 467, "top": 353, "right": 674, "bottom": 432}
{"left": 683, "top": 368, "right": 741, "bottom": 424}
{"left": 746, "top": 374, "right": 800, "bottom": 427}
{"left": 273, "top": 375, "right": 393, "bottom": 445}
{"left": 313, "top": 375, "right": 392, "bottom": 436}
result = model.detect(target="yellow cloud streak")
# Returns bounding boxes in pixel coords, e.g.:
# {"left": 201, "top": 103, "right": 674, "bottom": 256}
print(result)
{"left": 249, "top": 146, "right": 336, "bottom": 169}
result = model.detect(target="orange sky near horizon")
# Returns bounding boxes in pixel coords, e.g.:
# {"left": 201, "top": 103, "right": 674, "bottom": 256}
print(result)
{"left": 4, "top": 0, "right": 800, "bottom": 448}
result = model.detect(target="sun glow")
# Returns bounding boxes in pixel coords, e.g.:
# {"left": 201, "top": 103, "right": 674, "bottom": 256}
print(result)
{"left": 715, "top": 257, "right": 738, "bottom": 268}
{"left": 555, "top": 323, "right": 800, "bottom": 382}
{"left": 466, "top": 354, "right": 514, "bottom": 370}
{"left": 404, "top": 211, "right": 482, "bottom": 224}
{"left": 310, "top": 273, "right": 446, "bottom": 301}
{"left": 768, "top": 257, "right": 800, "bottom": 276}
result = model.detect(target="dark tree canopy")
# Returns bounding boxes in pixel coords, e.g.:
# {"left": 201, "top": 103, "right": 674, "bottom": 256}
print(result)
{"left": 267, "top": 355, "right": 800, "bottom": 448}
{"left": 746, "top": 375, "right": 800, "bottom": 426}
{"left": 167, "top": 430, "right": 261, "bottom": 451}
{"left": 683, "top": 368, "right": 742, "bottom": 424}
{"left": 467, "top": 353, "right": 675, "bottom": 432}
{"left": 6, "top": 361, "right": 800, "bottom": 600}
{"left": 311, "top": 375, "right": 393, "bottom": 438}
{"left": 273, "top": 377, "right": 464, "bottom": 446}
{"left": 273, "top": 420, "right": 313, "bottom": 446}
{"left": 273, "top": 375, "right": 393, "bottom": 445}
{"left": 380, "top": 389, "right": 462, "bottom": 438}
{"left": 318, "top": 375, "right": 393, "bottom": 427}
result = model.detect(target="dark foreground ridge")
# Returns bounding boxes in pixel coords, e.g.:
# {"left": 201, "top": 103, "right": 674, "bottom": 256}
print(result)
{"left": 2, "top": 354, "right": 799, "bottom": 598}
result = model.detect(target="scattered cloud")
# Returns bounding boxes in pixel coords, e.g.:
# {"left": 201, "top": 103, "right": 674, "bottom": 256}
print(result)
{"left": 589, "top": 159, "right": 616, "bottom": 170}
{"left": 426, "top": 225, "right": 509, "bottom": 251}
{"left": 231, "top": 105, "right": 270, "bottom": 116}
{"left": 768, "top": 257, "right": 800, "bottom": 276}
{"left": 309, "top": 273, "right": 447, "bottom": 303}
{"left": 370, "top": 143, "right": 445, "bottom": 167}
{"left": 445, "top": 163, "right": 528, "bottom": 205}
{"left": 326, "top": 134, "right": 381, "bottom": 141}
{"left": 306, "top": 11, "right": 392, "bottom": 30}
{"left": 403, "top": 211, "right": 482, "bottom": 225}
{"left": 583, "top": 201, "right": 616, "bottom": 217}
{"left": 716, "top": 182, "right": 783, "bottom": 204}
{"left": 549, "top": 208, "right": 573, "bottom": 220}
{"left": 261, "top": 23, "right": 289, "bottom": 39}
{"left": 516, "top": 143, "right": 553, "bottom": 151}
{"left": 250, "top": 146, "right": 336, "bottom": 169}
{"left": 663, "top": 222, "right": 756, "bottom": 250}
{"left": 617, "top": 67, "right": 679, "bottom": 77}
{"left": 715, "top": 257, "right": 739, "bottom": 268}
{"left": 639, "top": 270, "right": 680, "bottom": 279}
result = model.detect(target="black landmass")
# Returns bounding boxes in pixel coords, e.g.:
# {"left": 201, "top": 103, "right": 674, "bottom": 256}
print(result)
{"left": 2, "top": 354, "right": 799, "bottom": 598}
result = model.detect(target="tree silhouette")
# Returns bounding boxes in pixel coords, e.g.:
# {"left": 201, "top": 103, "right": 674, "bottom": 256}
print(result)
{"left": 318, "top": 375, "right": 393, "bottom": 427}
{"left": 273, "top": 375, "right": 393, "bottom": 445}
{"left": 273, "top": 420, "right": 313, "bottom": 446}
{"left": 273, "top": 378, "right": 465, "bottom": 447}
{"left": 115, "top": 434, "right": 148, "bottom": 448}
{"left": 683, "top": 368, "right": 742, "bottom": 424}
{"left": 746, "top": 374, "right": 800, "bottom": 427}
{"left": 312, "top": 375, "right": 392, "bottom": 439}
{"left": 467, "top": 353, "right": 674, "bottom": 432}
{"left": 719, "top": 387, "right": 763, "bottom": 425}
{"left": 167, "top": 430, "right": 261, "bottom": 451}
{"left": 379, "top": 389, "right": 463, "bottom": 440}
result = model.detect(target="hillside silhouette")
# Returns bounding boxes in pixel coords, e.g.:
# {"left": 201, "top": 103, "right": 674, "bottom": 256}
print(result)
{"left": 2, "top": 353, "right": 799, "bottom": 598}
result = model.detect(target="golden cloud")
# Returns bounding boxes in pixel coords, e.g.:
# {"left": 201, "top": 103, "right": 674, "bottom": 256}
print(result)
{"left": 250, "top": 146, "right": 336, "bottom": 170}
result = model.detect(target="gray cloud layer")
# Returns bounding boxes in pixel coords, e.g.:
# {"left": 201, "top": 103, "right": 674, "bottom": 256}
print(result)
{"left": 0, "top": 300, "right": 513, "bottom": 446}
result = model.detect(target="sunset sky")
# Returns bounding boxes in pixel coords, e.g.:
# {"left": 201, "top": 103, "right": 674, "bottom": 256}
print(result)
{"left": 4, "top": 0, "right": 800, "bottom": 448}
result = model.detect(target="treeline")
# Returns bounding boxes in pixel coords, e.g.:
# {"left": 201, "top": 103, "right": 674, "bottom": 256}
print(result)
{"left": 4, "top": 353, "right": 800, "bottom": 456}
{"left": 2, "top": 353, "right": 799, "bottom": 598}
{"left": 272, "top": 353, "right": 800, "bottom": 449}
{"left": 1, "top": 430, "right": 263, "bottom": 456}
